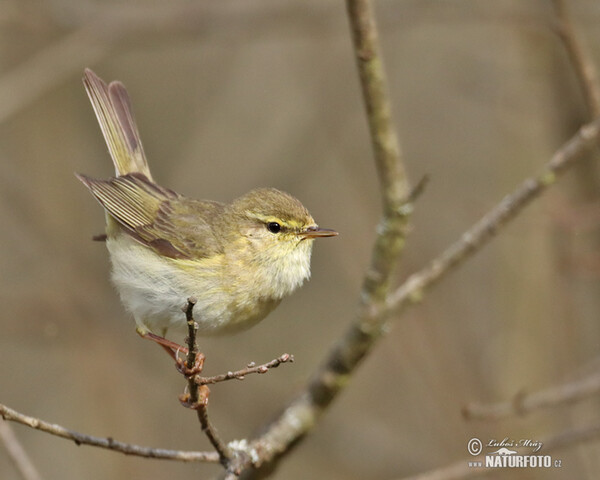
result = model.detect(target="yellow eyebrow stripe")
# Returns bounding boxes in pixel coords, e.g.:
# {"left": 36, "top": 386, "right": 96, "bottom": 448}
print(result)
{"left": 245, "top": 213, "right": 305, "bottom": 229}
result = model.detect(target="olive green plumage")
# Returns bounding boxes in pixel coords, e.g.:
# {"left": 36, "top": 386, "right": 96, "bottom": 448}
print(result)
{"left": 77, "top": 69, "right": 336, "bottom": 339}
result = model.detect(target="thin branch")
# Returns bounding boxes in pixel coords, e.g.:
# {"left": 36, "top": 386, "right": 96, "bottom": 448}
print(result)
{"left": 196, "top": 354, "right": 294, "bottom": 386}
{"left": 236, "top": 1, "right": 411, "bottom": 475}
{"left": 179, "top": 298, "right": 234, "bottom": 468}
{"left": 385, "top": 118, "right": 600, "bottom": 317}
{"left": 6, "top": 117, "right": 597, "bottom": 479}
{"left": 346, "top": 0, "right": 410, "bottom": 307}
{"left": 238, "top": 117, "right": 600, "bottom": 476}
{"left": 0, "top": 403, "right": 219, "bottom": 463}
{"left": 224, "top": 0, "right": 600, "bottom": 474}
{"left": 0, "top": 421, "right": 43, "bottom": 480}
{"left": 196, "top": 404, "right": 238, "bottom": 473}
{"left": 463, "top": 371, "right": 600, "bottom": 421}
{"left": 551, "top": 0, "right": 600, "bottom": 118}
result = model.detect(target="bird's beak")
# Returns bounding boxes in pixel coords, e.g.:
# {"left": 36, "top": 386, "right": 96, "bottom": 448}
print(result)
{"left": 298, "top": 226, "right": 338, "bottom": 239}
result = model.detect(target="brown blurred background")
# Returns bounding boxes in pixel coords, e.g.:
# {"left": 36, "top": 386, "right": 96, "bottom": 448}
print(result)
{"left": 2, "top": 1, "right": 600, "bottom": 479}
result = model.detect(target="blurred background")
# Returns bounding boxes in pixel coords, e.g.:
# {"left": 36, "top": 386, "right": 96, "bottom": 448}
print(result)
{"left": 2, "top": 0, "right": 600, "bottom": 478}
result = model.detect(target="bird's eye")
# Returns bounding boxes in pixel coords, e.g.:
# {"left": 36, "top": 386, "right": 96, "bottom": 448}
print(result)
{"left": 267, "top": 222, "right": 281, "bottom": 234}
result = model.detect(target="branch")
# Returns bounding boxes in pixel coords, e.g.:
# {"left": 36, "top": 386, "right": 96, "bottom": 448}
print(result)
{"left": 236, "top": 0, "right": 413, "bottom": 475}
{"left": 0, "top": 403, "right": 219, "bottom": 463}
{"left": 385, "top": 117, "right": 600, "bottom": 317}
{"left": 346, "top": 0, "right": 410, "bottom": 306}
{"left": 463, "top": 371, "right": 600, "bottom": 421}
{"left": 195, "top": 354, "right": 294, "bottom": 386}
{"left": 178, "top": 298, "right": 234, "bottom": 469}
{"left": 237, "top": 117, "right": 600, "bottom": 476}
{"left": 0, "top": 421, "right": 43, "bottom": 480}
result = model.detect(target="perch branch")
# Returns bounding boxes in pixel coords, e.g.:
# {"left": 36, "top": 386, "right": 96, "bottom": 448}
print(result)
{"left": 0, "top": 403, "right": 219, "bottom": 463}
{"left": 6, "top": 3, "right": 600, "bottom": 477}
{"left": 463, "top": 371, "right": 600, "bottom": 421}
{"left": 179, "top": 298, "right": 234, "bottom": 468}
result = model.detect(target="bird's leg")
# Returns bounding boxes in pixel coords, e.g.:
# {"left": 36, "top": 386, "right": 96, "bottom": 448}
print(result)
{"left": 135, "top": 327, "right": 205, "bottom": 376}
{"left": 136, "top": 327, "right": 189, "bottom": 360}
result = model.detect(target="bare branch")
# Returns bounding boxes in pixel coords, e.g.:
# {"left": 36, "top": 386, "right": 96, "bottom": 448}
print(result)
{"left": 196, "top": 354, "right": 294, "bottom": 386}
{"left": 178, "top": 298, "right": 234, "bottom": 468}
{"left": 234, "top": 1, "right": 412, "bottom": 474}
{"left": 237, "top": 117, "right": 600, "bottom": 476}
{"left": 346, "top": 0, "right": 411, "bottom": 306}
{"left": 0, "top": 403, "right": 219, "bottom": 463}
{"left": 385, "top": 118, "right": 600, "bottom": 317}
{"left": 463, "top": 371, "right": 600, "bottom": 421}
{"left": 0, "top": 421, "right": 43, "bottom": 480}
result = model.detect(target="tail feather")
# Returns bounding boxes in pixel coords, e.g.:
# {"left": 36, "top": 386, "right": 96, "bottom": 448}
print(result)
{"left": 83, "top": 69, "right": 152, "bottom": 180}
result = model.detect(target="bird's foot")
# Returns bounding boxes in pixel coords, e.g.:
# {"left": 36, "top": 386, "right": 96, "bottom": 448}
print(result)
{"left": 176, "top": 351, "right": 205, "bottom": 377}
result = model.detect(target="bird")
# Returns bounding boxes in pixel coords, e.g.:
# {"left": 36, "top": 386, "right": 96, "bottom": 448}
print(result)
{"left": 76, "top": 69, "right": 337, "bottom": 350}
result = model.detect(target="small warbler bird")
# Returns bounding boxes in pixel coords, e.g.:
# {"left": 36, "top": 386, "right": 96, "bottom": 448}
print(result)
{"left": 77, "top": 69, "right": 337, "bottom": 345}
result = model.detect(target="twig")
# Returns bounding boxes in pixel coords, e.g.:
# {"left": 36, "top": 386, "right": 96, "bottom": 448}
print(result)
{"left": 179, "top": 298, "right": 234, "bottom": 469}
{"left": 463, "top": 371, "right": 600, "bottom": 421}
{"left": 0, "top": 421, "right": 43, "bottom": 480}
{"left": 196, "top": 404, "right": 238, "bottom": 473}
{"left": 0, "top": 403, "right": 219, "bottom": 463}
{"left": 385, "top": 118, "right": 600, "bottom": 317}
{"left": 238, "top": 0, "right": 412, "bottom": 475}
{"left": 225, "top": 1, "right": 600, "bottom": 476}
{"left": 346, "top": 0, "right": 410, "bottom": 307}
{"left": 6, "top": 119, "right": 598, "bottom": 476}
{"left": 196, "top": 354, "right": 294, "bottom": 386}
{"left": 237, "top": 117, "right": 600, "bottom": 477}
{"left": 551, "top": 0, "right": 600, "bottom": 118}
{"left": 182, "top": 296, "right": 202, "bottom": 404}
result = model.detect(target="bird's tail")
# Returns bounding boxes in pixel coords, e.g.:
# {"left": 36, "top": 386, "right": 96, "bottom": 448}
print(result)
{"left": 83, "top": 69, "right": 153, "bottom": 180}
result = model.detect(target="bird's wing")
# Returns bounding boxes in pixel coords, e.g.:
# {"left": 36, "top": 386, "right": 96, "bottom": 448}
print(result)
{"left": 76, "top": 173, "right": 224, "bottom": 259}
{"left": 83, "top": 69, "right": 152, "bottom": 179}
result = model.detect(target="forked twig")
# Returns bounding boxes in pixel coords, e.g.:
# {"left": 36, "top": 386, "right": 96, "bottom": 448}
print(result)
{"left": 178, "top": 298, "right": 233, "bottom": 468}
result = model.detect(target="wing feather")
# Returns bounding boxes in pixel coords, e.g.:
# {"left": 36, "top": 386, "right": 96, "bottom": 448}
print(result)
{"left": 76, "top": 173, "right": 224, "bottom": 259}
